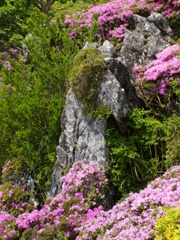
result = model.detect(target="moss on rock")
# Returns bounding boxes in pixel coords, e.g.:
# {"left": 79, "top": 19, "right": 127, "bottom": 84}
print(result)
{"left": 68, "top": 47, "right": 110, "bottom": 119}
{"left": 69, "top": 47, "right": 107, "bottom": 102}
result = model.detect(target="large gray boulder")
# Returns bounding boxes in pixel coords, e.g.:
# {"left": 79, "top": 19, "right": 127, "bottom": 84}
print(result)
{"left": 120, "top": 12, "right": 174, "bottom": 77}
{"left": 49, "top": 41, "right": 142, "bottom": 196}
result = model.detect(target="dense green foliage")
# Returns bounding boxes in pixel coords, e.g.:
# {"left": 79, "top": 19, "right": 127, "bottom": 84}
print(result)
{"left": 0, "top": 9, "right": 78, "bottom": 199}
{"left": 106, "top": 109, "right": 165, "bottom": 199}
{"left": 106, "top": 109, "right": 179, "bottom": 200}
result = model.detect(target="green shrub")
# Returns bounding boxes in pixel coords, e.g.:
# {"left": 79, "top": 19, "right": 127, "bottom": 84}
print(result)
{"left": 155, "top": 208, "right": 180, "bottom": 240}
{"left": 165, "top": 114, "right": 180, "bottom": 168}
{"left": 0, "top": 12, "right": 78, "bottom": 200}
{"left": 169, "top": 13, "right": 180, "bottom": 38}
{"left": 106, "top": 108, "right": 166, "bottom": 199}
{"left": 0, "top": 0, "right": 31, "bottom": 49}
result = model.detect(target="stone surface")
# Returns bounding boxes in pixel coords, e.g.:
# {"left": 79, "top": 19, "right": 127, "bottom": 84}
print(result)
{"left": 120, "top": 13, "right": 173, "bottom": 77}
{"left": 49, "top": 91, "right": 109, "bottom": 196}
{"left": 49, "top": 40, "right": 142, "bottom": 196}
{"left": 98, "top": 57, "right": 142, "bottom": 132}
{"left": 147, "top": 12, "right": 174, "bottom": 37}
{"left": 98, "top": 40, "right": 118, "bottom": 58}
{"left": 83, "top": 40, "right": 118, "bottom": 58}
{"left": 83, "top": 42, "right": 99, "bottom": 50}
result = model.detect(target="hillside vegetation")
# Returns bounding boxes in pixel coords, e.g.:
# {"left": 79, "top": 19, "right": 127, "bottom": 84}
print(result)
{"left": 0, "top": 0, "right": 180, "bottom": 239}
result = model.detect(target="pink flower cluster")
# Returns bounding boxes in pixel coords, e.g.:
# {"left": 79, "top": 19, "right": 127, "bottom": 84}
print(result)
{"left": 63, "top": 0, "right": 180, "bottom": 42}
{"left": 134, "top": 44, "right": 180, "bottom": 95}
{"left": 0, "top": 161, "right": 107, "bottom": 239}
{"left": 1, "top": 162, "right": 180, "bottom": 239}
{"left": 2, "top": 160, "right": 11, "bottom": 174}
{"left": 76, "top": 166, "right": 180, "bottom": 240}
{"left": 0, "top": 184, "right": 33, "bottom": 217}
{"left": 0, "top": 211, "right": 16, "bottom": 239}
{"left": 64, "top": 1, "right": 134, "bottom": 41}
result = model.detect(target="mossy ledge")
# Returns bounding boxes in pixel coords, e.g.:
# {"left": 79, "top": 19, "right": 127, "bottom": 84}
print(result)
{"left": 68, "top": 47, "right": 110, "bottom": 119}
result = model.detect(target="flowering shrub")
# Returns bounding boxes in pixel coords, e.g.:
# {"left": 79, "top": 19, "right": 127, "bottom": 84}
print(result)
{"left": 134, "top": 44, "right": 180, "bottom": 112}
{"left": 0, "top": 161, "right": 108, "bottom": 239}
{"left": 1, "top": 163, "right": 180, "bottom": 239}
{"left": 76, "top": 166, "right": 180, "bottom": 239}
{"left": 64, "top": 0, "right": 134, "bottom": 42}
{"left": 0, "top": 162, "right": 34, "bottom": 218}
{"left": 0, "top": 182, "right": 34, "bottom": 217}
{"left": 63, "top": 0, "right": 180, "bottom": 43}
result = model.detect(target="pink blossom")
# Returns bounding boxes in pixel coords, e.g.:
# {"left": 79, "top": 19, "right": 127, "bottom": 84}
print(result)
{"left": 9, "top": 190, "right": 13, "bottom": 197}
{"left": 2, "top": 167, "right": 7, "bottom": 174}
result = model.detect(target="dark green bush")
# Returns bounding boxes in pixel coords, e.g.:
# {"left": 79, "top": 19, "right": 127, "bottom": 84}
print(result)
{"left": 165, "top": 114, "right": 180, "bottom": 168}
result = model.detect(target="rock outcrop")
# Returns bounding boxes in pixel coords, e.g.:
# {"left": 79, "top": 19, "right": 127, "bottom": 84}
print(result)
{"left": 49, "top": 41, "right": 142, "bottom": 196}
{"left": 50, "top": 12, "right": 174, "bottom": 196}
{"left": 120, "top": 12, "right": 174, "bottom": 77}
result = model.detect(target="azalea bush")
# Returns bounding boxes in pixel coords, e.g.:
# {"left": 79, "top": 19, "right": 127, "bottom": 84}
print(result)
{"left": 134, "top": 44, "right": 180, "bottom": 113}
{"left": 76, "top": 166, "right": 180, "bottom": 240}
{"left": 0, "top": 161, "right": 108, "bottom": 239}
{"left": 1, "top": 163, "right": 180, "bottom": 239}
{"left": 0, "top": 182, "right": 34, "bottom": 217}
{"left": 62, "top": 0, "right": 180, "bottom": 45}
{"left": 105, "top": 44, "right": 179, "bottom": 200}
{"left": 133, "top": 44, "right": 180, "bottom": 169}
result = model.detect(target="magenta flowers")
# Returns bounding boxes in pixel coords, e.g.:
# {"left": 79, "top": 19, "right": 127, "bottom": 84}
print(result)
{"left": 76, "top": 166, "right": 180, "bottom": 240}
{"left": 134, "top": 44, "right": 180, "bottom": 96}
{"left": 1, "top": 163, "right": 180, "bottom": 239}
{"left": 63, "top": 0, "right": 180, "bottom": 42}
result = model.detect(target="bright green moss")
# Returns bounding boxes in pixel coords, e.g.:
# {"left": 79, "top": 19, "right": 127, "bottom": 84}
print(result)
{"left": 69, "top": 47, "right": 107, "bottom": 102}
{"left": 69, "top": 47, "right": 111, "bottom": 119}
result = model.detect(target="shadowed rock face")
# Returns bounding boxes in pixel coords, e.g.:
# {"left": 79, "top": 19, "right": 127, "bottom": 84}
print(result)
{"left": 120, "top": 13, "right": 174, "bottom": 77}
{"left": 49, "top": 12, "right": 173, "bottom": 197}
{"left": 98, "top": 57, "right": 142, "bottom": 132}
